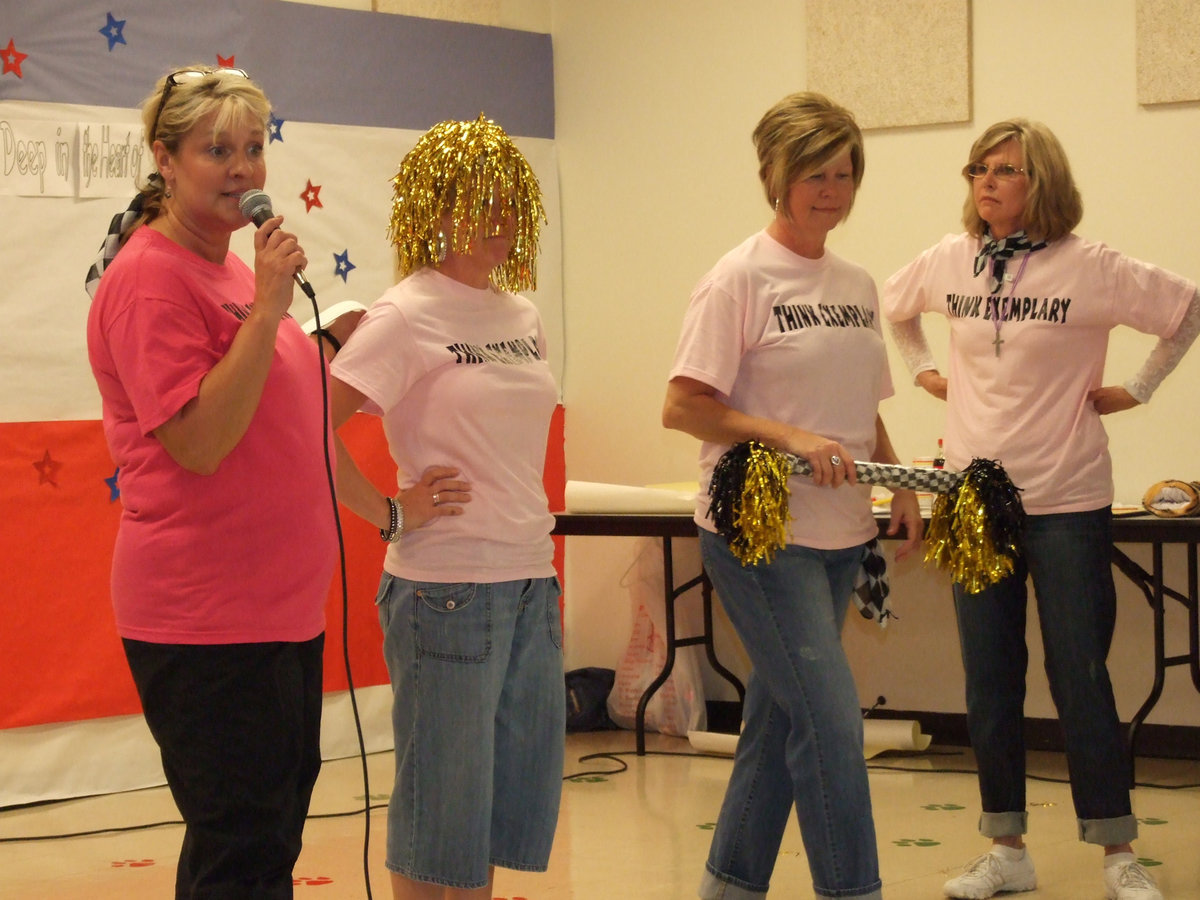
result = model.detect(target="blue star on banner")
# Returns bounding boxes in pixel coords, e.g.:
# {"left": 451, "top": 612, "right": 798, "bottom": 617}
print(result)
{"left": 268, "top": 113, "right": 284, "bottom": 143}
{"left": 105, "top": 468, "right": 120, "bottom": 502}
{"left": 333, "top": 249, "right": 356, "bottom": 282}
{"left": 99, "top": 12, "right": 127, "bottom": 51}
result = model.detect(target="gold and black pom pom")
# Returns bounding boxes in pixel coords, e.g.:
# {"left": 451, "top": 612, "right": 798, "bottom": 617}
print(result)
{"left": 708, "top": 440, "right": 792, "bottom": 566}
{"left": 924, "top": 457, "right": 1025, "bottom": 594}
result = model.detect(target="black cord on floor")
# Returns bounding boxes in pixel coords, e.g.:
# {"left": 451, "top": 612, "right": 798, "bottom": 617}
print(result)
{"left": 4, "top": 746, "right": 1197, "bottom": 846}
{"left": 560, "top": 748, "right": 1200, "bottom": 792}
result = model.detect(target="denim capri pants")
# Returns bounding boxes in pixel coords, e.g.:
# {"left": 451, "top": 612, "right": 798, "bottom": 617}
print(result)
{"left": 375, "top": 573, "right": 565, "bottom": 889}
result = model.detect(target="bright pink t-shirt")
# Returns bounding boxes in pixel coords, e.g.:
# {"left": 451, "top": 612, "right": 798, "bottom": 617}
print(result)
{"left": 882, "top": 232, "right": 1194, "bottom": 514}
{"left": 87, "top": 227, "right": 338, "bottom": 643}
{"left": 669, "top": 231, "right": 893, "bottom": 550}
{"left": 331, "top": 268, "right": 557, "bottom": 583}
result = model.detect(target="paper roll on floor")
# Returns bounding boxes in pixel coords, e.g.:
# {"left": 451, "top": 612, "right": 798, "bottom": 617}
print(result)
{"left": 862, "top": 719, "right": 931, "bottom": 758}
{"left": 688, "top": 719, "right": 931, "bottom": 759}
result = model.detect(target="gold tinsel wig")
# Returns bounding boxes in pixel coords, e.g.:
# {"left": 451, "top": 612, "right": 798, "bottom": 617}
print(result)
{"left": 388, "top": 114, "right": 546, "bottom": 293}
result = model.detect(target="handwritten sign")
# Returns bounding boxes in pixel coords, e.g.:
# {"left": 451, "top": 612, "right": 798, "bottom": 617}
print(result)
{"left": 0, "top": 119, "right": 146, "bottom": 198}
{"left": 0, "top": 119, "right": 72, "bottom": 197}
{"left": 79, "top": 123, "right": 146, "bottom": 198}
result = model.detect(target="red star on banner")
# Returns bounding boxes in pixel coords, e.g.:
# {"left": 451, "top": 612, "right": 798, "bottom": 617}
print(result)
{"left": 2, "top": 38, "right": 28, "bottom": 78}
{"left": 300, "top": 179, "right": 323, "bottom": 212}
{"left": 33, "top": 449, "right": 61, "bottom": 486}
{"left": 217, "top": 54, "right": 236, "bottom": 68}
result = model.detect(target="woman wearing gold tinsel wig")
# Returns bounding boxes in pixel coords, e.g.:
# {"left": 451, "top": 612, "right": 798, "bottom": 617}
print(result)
{"left": 663, "top": 92, "right": 923, "bottom": 900}
{"left": 884, "top": 119, "right": 1200, "bottom": 900}
{"left": 328, "top": 116, "right": 562, "bottom": 900}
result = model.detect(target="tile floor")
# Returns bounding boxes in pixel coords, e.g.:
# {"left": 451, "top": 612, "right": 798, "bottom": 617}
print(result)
{"left": 1, "top": 730, "right": 1197, "bottom": 899}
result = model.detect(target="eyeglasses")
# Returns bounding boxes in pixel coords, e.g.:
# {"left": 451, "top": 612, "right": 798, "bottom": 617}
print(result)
{"left": 149, "top": 67, "right": 250, "bottom": 142}
{"left": 963, "top": 162, "right": 1027, "bottom": 180}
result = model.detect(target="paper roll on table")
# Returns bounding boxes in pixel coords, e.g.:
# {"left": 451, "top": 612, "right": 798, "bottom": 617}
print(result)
{"left": 564, "top": 480, "right": 698, "bottom": 514}
{"left": 688, "top": 719, "right": 931, "bottom": 759}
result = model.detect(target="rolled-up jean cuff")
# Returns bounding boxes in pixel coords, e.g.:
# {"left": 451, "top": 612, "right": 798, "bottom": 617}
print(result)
{"left": 979, "top": 810, "right": 1028, "bottom": 838}
{"left": 1079, "top": 814, "right": 1138, "bottom": 846}
{"left": 699, "top": 869, "right": 766, "bottom": 900}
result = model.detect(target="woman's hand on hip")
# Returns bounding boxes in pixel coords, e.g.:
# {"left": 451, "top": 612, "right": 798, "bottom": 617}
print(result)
{"left": 399, "top": 466, "right": 472, "bottom": 530}
{"left": 1088, "top": 385, "right": 1139, "bottom": 415}
{"left": 916, "top": 369, "right": 948, "bottom": 400}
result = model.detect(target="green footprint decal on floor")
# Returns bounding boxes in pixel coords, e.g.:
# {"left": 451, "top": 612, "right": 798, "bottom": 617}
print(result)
{"left": 1138, "top": 817, "right": 1168, "bottom": 826}
{"left": 1137, "top": 857, "right": 1163, "bottom": 868}
{"left": 698, "top": 822, "right": 717, "bottom": 831}
{"left": 893, "top": 837, "right": 941, "bottom": 847}
{"left": 922, "top": 803, "right": 965, "bottom": 811}
{"left": 568, "top": 775, "right": 608, "bottom": 783}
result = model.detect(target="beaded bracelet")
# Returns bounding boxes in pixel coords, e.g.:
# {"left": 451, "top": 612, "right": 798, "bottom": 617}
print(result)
{"left": 380, "top": 496, "right": 404, "bottom": 543}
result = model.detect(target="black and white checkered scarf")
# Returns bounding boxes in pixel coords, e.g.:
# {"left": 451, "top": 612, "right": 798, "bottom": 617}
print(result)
{"left": 84, "top": 193, "right": 146, "bottom": 299}
{"left": 973, "top": 230, "right": 1047, "bottom": 294}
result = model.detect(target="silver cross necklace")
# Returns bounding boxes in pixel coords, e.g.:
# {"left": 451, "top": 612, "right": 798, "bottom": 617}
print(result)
{"left": 990, "top": 252, "right": 1032, "bottom": 357}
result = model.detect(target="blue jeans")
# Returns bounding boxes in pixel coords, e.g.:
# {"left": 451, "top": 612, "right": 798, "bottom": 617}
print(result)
{"left": 954, "top": 507, "right": 1137, "bottom": 845}
{"left": 698, "top": 530, "right": 882, "bottom": 900}
{"left": 375, "top": 574, "right": 565, "bottom": 888}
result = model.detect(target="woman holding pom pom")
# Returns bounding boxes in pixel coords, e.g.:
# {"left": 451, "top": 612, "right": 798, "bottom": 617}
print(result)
{"left": 663, "top": 91, "right": 922, "bottom": 900}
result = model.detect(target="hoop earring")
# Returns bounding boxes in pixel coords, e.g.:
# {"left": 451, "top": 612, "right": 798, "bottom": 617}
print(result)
{"left": 435, "top": 230, "right": 448, "bottom": 263}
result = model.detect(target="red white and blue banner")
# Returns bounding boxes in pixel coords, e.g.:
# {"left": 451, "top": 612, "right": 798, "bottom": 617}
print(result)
{"left": 0, "top": 0, "right": 562, "bottom": 804}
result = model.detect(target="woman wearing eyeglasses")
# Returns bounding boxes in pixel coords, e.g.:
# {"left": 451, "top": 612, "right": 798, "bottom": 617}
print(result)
{"left": 882, "top": 119, "right": 1199, "bottom": 900}
{"left": 85, "top": 65, "right": 353, "bottom": 897}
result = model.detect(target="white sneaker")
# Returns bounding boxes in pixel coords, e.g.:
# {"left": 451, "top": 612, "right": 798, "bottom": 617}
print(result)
{"left": 1105, "top": 860, "right": 1163, "bottom": 900}
{"left": 944, "top": 848, "right": 1037, "bottom": 899}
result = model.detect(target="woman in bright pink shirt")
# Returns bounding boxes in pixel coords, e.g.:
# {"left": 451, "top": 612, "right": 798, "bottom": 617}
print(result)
{"left": 86, "top": 66, "right": 350, "bottom": 898}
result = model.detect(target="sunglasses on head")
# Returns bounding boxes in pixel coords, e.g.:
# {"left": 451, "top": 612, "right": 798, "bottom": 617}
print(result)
{"left": 149, "top": 67, "right": 250, "bottom": 142}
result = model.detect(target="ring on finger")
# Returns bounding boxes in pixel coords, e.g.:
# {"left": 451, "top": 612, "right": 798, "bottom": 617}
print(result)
{"left": 830, "top": 455, "right": 842, "bottom": 467}
{"left": 433, "top": 492, "right": 441, "bottom": 506}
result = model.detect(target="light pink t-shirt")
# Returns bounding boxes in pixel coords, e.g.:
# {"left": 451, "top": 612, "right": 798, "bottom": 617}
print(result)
{"left": 882, "top": 232, "right": 1194, "bottom": 514}
{"left": 669, "top": 231, "right": 893, "bottom": 550}
{"left": 87, "top": 227, "right": 338, "bottom": 643}
{"left": 331, "top": 268, "right": 557, "bottom": 583}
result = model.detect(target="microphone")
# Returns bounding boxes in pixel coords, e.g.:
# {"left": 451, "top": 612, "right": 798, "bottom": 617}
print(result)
{"left": 238, "top": 189, "right": 316, "bottom": 301}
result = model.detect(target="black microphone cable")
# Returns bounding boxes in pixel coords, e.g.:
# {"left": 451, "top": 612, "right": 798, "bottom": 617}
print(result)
{"left": 241, "top": 187, "right": 375, "bottom": 896}
{"left": 305, "top": 292, "right": 374, "bottom": 900}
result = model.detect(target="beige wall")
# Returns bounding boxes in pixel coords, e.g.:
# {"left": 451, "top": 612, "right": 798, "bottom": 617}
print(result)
{"left": 289, "top": 0, "right": 1200, "bottom": 728}
{"left": 552, "top": 0, "right": 1200, "bottom": 728}
{"left": 283, "top": 0, "right": 550, "bottom": 30}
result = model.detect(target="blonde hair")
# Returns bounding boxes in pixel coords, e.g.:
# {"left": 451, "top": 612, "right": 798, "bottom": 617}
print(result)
{"left": 752, "top": 91, "right": 864, "bottom": 218}
{"left": 962, "top": 118, "right": 1082, "bottom": 241}
{"left": 388, "top": 114, "right": 546, "bottom": 293}
{"left": 132, "top": 66, "right": 271, "bottom": 231}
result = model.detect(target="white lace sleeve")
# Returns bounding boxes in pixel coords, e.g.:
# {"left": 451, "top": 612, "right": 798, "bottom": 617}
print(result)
{"left": 1123, "top": 288, "right": 1200, "bottom": 404}
{"left": 888, "top": 316, "right": 938, "bottom": 383}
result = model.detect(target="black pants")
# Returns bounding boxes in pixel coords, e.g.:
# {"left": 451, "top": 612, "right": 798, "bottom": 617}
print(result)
{"left": 123, "top": 635, "right": 325, "bottom": 900}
